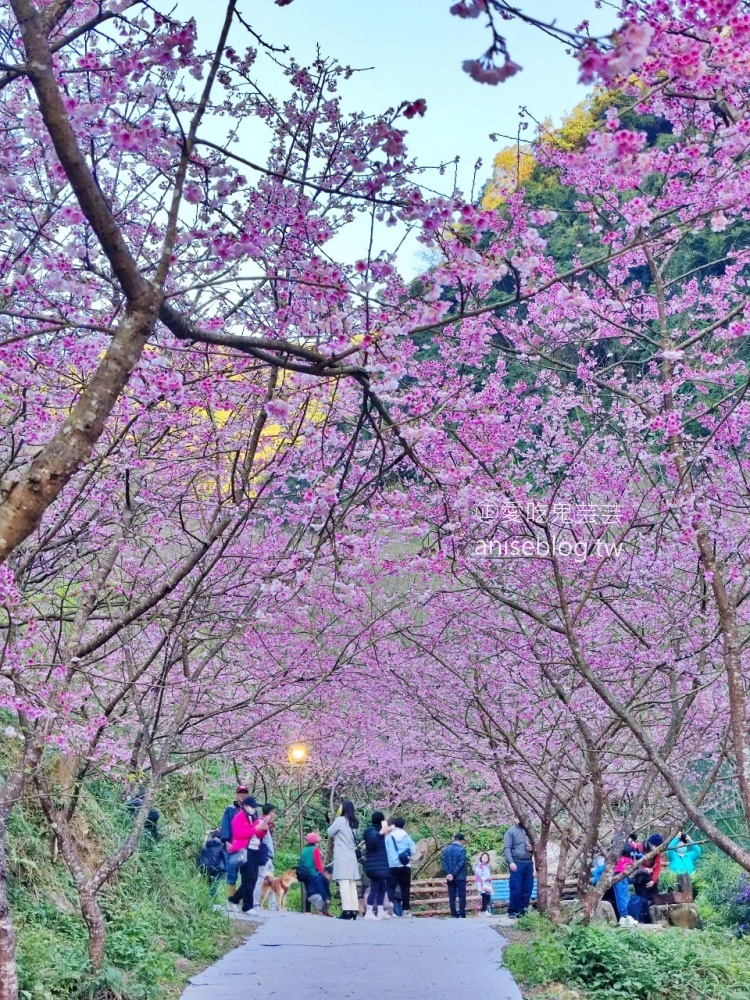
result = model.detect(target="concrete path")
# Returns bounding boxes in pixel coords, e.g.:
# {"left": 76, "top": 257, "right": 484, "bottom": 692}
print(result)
{"left": 181, "top": 913, "right": 523, "bottom": 1000}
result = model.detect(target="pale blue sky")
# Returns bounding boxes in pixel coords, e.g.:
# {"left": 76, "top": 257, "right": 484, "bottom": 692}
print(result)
{"left": 174, "top": 0, "right": 616, "bottom": 269}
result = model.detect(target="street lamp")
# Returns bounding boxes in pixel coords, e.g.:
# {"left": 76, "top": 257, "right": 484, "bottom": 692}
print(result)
{"left": 288, "top": 743, "right": 310, "bottom": 913}
{"left": 287, "top": 743, "right": 309, "bottom": 852}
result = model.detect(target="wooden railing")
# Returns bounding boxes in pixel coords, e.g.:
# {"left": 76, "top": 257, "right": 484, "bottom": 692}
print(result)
{"left": 409, "top": 873, "right": 583, "bottom": 917}
{"left": 410, "top": 874, "right": 538, "bottom": 918}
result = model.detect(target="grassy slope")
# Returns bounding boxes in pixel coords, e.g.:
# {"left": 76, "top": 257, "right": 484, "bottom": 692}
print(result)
{"left": 8, "top": 776, "right": 249, "bottom": 1000}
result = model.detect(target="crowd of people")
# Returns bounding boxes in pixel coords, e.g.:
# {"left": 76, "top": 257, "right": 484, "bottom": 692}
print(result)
{"left": 592, "top": 830, "right": 702, "bottom": 926}
{"left": 197, "top": 785, "right": 278, "bottom": 915}
{"left": 196, "top": 787, "right": 700, "bottom": 926}
{"left": 197, "top": 788, "right": 535, "bottom": 921}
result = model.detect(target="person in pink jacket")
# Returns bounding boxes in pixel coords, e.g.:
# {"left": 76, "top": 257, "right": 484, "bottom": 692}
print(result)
{"left": 227, "top": 796, "right": 270, "bottom": 913}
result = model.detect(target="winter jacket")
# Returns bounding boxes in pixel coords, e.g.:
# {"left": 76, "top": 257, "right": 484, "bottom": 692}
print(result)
{"left": 386, "top": 828, "right": 416, "bottom": 869}
{"left": 198, "top": 835, "right": 226, "bottom": 872}
{"left": 219, "top": 802, "right": 241, "bottom": 844}
{"left": 614, "top": 855, "right": 633, "bottom": 874}
{"left": 632, "top": 841, "right": 662, "bottom": 883}
{"left": 474, "top": 861, "right": 493, "bottom": 895}
{"left": 327, "top": 816, "right": 360, "bottom": 881}
{"left": 228, "top": 810, "right": 266, "bottom": 855}
{"left": 298, "top": 844, "right": 324, "bottom": 878}
{"left": 257, "top": 827, "right": 274, "bottom": 867}
{"left": 362, "top": 824, "right": 391, "bottom": 879}
{"left": 503, "top": 824, "right": 533, "bottom": 866}
{"left": 666, "top": 837, "right": 702, "bottom": 876}
{"left": 442, "top": 841, "right": 467, "bottom": 880}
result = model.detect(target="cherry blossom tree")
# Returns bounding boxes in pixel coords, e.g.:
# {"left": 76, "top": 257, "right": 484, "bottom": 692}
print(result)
{"left": 5, "top": 0, "right": 750, "bottom": 993}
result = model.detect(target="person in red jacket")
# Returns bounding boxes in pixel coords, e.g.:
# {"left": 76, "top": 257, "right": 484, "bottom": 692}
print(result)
{"left": 227, "top": 796, "right": 270, "bottom": 913}
{"left": 631, "top": 832, "right": 665, "bottom": 899}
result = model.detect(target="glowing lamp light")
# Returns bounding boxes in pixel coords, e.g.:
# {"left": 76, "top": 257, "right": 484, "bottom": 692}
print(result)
{"left": 288, "top": 743, "right": 309, "bottom": 765}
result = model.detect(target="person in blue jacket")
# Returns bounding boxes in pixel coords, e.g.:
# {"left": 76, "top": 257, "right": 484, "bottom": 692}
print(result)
{"left": 386, "top": 817, "right": 417, "bottom": 917}
{"left": 667, "top": 831, "right": 702, "bottom": 893}
{"left": 442, "top": 833, "right": 468, "bottom": 918}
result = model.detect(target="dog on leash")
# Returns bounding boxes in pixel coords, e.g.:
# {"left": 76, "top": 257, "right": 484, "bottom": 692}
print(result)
{"left": 259, "top": 869, "right": 299, "bottom": 911}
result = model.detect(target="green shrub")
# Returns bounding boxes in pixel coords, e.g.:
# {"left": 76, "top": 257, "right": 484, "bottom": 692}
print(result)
{"left": 503, "top": 937, "right": 571, "bottom": 985}
{"left": 503, "top": 918, "right": 750, "bottom": 1000}
{"left": 467, "top": 827, "right": 508, "bottom": 855}
{"left": 693, "top": 849, "right": 747, "bottom": 929}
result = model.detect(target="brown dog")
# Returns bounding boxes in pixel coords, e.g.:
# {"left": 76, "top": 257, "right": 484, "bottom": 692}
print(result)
{"left": 259, "top": 869, "right": 299, "bottom": 911}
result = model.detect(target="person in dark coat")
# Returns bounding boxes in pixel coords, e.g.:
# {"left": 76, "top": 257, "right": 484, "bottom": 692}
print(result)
{"left": 125, "top": 790, "right": 161, "bottom": 841}
{"left": 442, "top": 833, "right": 468, "bottom": 918}
{"left": 198, "top": 829, "right": 226, "bottom": 895}
{"left": 628, "top": 870, "right": 653, "bottom": 924}
{"left": 362, "top": 810, "right": 394, "bottom": 920}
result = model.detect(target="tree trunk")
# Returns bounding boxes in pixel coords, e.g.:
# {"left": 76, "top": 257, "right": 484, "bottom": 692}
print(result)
{"left": 80, "top": 889, "right": 106, "bottom": 972}
{"left": 548, "top": 826, "right": 572, "bottom": 924}
{"left": 533, "top": 820, "right": 550, "bottom": 914}
{"left": 579, "top": 883, "right": 604, "bottom": 924}
{"left": 0, "top": 810, "right": 19, "bottom": 1000}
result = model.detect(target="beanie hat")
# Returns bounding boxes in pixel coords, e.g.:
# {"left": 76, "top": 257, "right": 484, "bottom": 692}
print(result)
{"left": 647, "top": 833, "right": 664, "bottom": 848}
{"left": 305, "top": 832, "right": 321, "bottom": 845}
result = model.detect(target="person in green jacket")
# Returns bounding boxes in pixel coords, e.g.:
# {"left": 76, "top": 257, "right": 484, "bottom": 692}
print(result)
{"left": 667, "top": 831, "right": 702, "bottom": 893}
{"left": 297, "top": 832, "right": 331, "bottom": 915}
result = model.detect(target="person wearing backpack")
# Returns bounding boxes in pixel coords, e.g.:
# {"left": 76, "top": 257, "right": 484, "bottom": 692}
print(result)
{"left": 386, "top": 817, "right": 416, "bottom": 917}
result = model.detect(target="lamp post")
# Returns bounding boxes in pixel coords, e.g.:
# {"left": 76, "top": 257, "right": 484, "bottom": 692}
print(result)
{"left": 288, "top": 743, "right": 309, "bottom": 913}
{"left": 288, "top": 742, "right": 309, "bottom": 849}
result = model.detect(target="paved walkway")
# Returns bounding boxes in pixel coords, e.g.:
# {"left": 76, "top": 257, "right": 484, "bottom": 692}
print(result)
{"left": 181, "top": 913, "right": 522, "bottom": 1000}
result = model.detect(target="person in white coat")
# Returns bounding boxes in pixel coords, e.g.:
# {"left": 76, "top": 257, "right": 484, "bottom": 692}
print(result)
{"left": 327, "top": 800, "right": 361, "bottom": 920}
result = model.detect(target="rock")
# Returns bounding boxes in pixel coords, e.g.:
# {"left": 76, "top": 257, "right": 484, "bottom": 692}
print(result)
{"left": 546, "top": 841, "right": 561, "bottom": 874}
{"left": 667, "top": 903, "right": 700, "bottom": 929}
{"left": 469, "top": 849, "right": 502, "bottom": 872}
{"left": 174, "top": 958, "right": 192, "bottom": 975}
{"left": 412, "top": 837, "right": 441, "bottom": 876}
{"left": 46, "top": 890, "right": 75, "bottom": 915}
{"left": 592, "top": 901, "right": 617, "bottom": 924}
{"left": 649, "top": 904, "right": 669, "bottom": 926}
